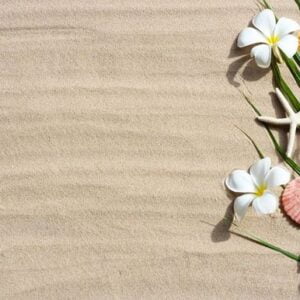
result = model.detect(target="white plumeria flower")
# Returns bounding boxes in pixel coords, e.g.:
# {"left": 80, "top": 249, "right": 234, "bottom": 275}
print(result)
{"left": 226, "top": 157, "right": 290, "bottom": 220}
{"left": 237, "top": 9, "right": 300, "bottom": 68}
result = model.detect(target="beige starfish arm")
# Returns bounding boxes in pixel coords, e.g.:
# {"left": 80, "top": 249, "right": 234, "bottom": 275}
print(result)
{"left": 275, "top": 88, "right": 295, "bottom": 116}
{"left": 257, "top": 116, "right": 291, "bottom": 125}
{"left": 286, "top": 122, "right": 297, "bottom": 157}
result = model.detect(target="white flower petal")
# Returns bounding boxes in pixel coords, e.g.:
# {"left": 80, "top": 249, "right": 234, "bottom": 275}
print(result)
{"left": 226, "top": 170, "right": 256, "bottom": 193}
{"left": 265, "top": 166, "right": 291, "bottom": 188}
{"left": 234, "top": 193, "right": 256, "bottom": 220}
{"left": 237, "top": 27, "right": 267, "bottom": 48}
{"left": 250, "top": 157, "right": 271, "bottom": 186}
{"left": 252, "top": 192, "right": 279, "bottom": 215}
{"left": 277, "top": 34, "right": 299, "bottom": 58}
{"left": 252, "top": 9, "right": 276, "bottom": 37}
{"left": 274, "top": 17, "right": 300, "bottom": 38}
{"left": 251, "top": 44, "right": 272, "bottom": 68}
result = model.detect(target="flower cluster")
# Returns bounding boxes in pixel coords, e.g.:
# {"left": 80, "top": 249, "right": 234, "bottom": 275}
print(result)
{"left": 226, "top": 7, "right": 300, "bottom": 224}
{"left": 224, "top": 4, "right": 300, "bottom": 262}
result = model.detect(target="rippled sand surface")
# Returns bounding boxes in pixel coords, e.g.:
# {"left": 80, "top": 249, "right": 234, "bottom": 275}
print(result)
{"left": 0, "top": 0, "right": 299, "bottom": 298}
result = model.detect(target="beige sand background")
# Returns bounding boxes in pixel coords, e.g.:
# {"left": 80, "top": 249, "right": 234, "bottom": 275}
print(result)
{"left": 0, "top": 0, "right": 300, "bottom": 299}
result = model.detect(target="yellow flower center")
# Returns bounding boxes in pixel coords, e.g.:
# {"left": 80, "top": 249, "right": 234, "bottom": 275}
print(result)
{"left": 255, "top": 183, "right": 267, "bottom": 197}
{"left": 267, "top": 35, "right": 279, "bottom": 45}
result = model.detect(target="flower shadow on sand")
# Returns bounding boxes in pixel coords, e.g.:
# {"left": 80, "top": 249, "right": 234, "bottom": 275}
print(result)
{"left": 227, "top": 45, "right": 299, "bottom": 164}
{"left": 226, "top": 39, "right": 269, "bottom": 88}
{"left": 210, "top": 190, "right": 234, "bottom": 243}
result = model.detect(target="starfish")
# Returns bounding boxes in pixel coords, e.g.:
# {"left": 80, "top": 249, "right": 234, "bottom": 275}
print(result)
{"left": 257, "top": 88, "right": 300, "bottom": 158}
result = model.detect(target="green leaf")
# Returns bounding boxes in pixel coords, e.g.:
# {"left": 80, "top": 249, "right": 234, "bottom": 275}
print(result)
{"left": 243, "top": 93, "right": 300, "bottom": 175}
{"left": 231, "top": 226, "right": 300, "bottom": 262}
{"left": 235, "top": 126, "right": 264, "bottom": 159}
{"left": 271, "top": 59, "right": 300, "bottom": 112}
{"left": 282, "top": 52, "right": 300, "bottom": 87}
{"left": 259, "top": 0, "right": 272, "bottom": 9}
{"left": 295, "top": 0, "right": 300, "bottom": 10}
{"left": 293, "top": 52, "right": 300, "bottom": 67}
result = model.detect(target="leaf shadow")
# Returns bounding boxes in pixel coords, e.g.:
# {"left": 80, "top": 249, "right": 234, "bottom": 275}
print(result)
{"left": 294, "top": 133, "right": 300, "bottom": 162}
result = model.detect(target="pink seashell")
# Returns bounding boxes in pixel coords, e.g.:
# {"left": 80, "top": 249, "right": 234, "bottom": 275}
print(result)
{"left": 282, "top": 178, "right": 300, "bottom": 224}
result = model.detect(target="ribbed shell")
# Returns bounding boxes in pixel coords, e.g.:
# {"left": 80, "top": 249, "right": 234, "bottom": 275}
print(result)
{"left": 282, "top": 178, "right": 300, "bottom": 224}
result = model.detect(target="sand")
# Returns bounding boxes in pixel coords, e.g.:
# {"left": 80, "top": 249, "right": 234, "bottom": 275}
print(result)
{"left": 0, "top": 0, "right": 299, "bottom": 299}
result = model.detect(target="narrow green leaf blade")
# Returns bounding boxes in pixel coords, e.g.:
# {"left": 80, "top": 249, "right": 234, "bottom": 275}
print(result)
{"left": 231, "top": 227, "right": 300, "bottom": 262}
{"left": 243, "top": 93, "right": 300, "bottom": 175}
{"left": 271, "top": 59, "right": 300, "bottom": 112}
{"left": 294, "top": 52, "right": 300, "bottom": 67}
{"left": 282, "top": 52, "right": 300, "bottom": 87}
{"left": 260, "top": 0, "right": 272, "bottom": 9}
{"left": 235, "top": 126, "right": 264, "bottom": 159}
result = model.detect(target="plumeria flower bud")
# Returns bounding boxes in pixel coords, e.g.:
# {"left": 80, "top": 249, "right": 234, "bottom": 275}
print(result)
{"left": 237, "top": 9, "right": 300, "bottom": 68}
